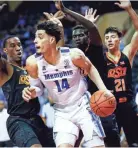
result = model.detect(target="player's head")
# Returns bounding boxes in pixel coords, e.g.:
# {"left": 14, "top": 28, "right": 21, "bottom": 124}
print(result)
{"left": 104, "top": 26, "right": 122, "bottom": 51}
{"left": 34, "top": 21, "right": 61, "bottom": 54}
{"left": 72, "top": 25, "right": 89, "bottom": 52}
{"left": 3, "top": 36, "right": 23, "bottom": 64}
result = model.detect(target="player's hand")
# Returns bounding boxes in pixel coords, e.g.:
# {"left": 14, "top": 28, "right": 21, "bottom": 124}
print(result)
{"left": 53, "top": 10, "right": 65, "bottom": 20}
{"left": 54, "top": 0, "right": 65, "bottom": 11}
{"left": 0, "top": 3, "right": 7, "bottom": 12}
{"left": 43, "top": 11, "right": 65, "bottom": 28}
{"left": 22, "top": 87, "right": 36, "bottom": 102}
{"left": 114, "top": 0, "right": 131, "bottom": 10}
{"left": 104, "top": 89, "right": 113, "bottom": 96}
{"left": 85, "top": 8, "right": 99, "bottom": 24}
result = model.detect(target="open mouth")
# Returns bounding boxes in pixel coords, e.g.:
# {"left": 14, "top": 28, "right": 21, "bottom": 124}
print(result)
{"left": 75, "top": 41, "right": 81, "bottom": 45}
{"left": 108, "top": 44, "right": 113, "bottom": 47}
{"left": 35, "top": 45, "right": 40, "bottom": 49}
{"left": 17, "top": 52, "right": 22, "bottom": 57}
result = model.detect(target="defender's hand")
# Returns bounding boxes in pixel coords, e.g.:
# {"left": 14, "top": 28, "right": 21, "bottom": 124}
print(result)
{"left": 43, "top": 11, "right": 65, "bottom": 28}
{"left": 114, "top": 0, "right": 131, "bottom": 10}
{"left": 85, "top": 8, "right": 99, "bottom": 24}
{"left": 0, "top": 3, "right": 7, "bottom": 12}
{"left": 54, "top": 0, "right": 64, "bottom": 11}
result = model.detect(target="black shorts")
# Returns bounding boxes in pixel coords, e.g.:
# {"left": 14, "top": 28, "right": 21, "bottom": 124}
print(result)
{"left": 115, "top": 100, "right": 138, "bottom": 146}
{"left": 7, "top": 115, "right": 55, "bottom": 147}
{"left": 100, "top": 114, "right": 120, "bottom": 147}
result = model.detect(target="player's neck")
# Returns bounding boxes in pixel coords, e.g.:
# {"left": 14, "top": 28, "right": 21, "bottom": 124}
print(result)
{"left": 108, "top": 48, "right": 121, "bottom": 56}
{"left": 108, "top": 50, "right": 121, "bottom": 62}
{"left": 8, "top": 59, "right": 22, "bottom": 67}
{"left": 43, "top": 47, "right": 60, "bottom": 65}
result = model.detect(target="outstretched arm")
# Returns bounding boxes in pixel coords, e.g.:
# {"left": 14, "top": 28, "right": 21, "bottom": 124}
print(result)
{"left": 55, "top": 1, "right": 102, "bottom": 46}
{"left": 43, "top": 11, "right": 65, "bottom": 47}
{"left": 116, "top": 0, "right": 138, "bottom": 65}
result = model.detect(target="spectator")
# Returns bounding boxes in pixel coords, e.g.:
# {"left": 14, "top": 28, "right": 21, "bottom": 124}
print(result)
{"left": 0, "top": 99, "right": 14, "bottom": 147}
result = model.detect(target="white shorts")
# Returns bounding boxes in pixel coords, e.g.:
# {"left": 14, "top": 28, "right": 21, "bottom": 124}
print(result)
{"left": 53, "top": 92, "right": 105, "bottom": 147}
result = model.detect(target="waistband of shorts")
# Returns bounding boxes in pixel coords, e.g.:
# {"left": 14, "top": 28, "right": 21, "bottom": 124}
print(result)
{"left": 53, "top": 91, "right": 90, "bottom": 109}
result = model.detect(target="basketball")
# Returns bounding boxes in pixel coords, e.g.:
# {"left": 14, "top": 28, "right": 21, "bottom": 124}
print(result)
{"left": 90, "top": 90, "right": 116, "bottom": 117}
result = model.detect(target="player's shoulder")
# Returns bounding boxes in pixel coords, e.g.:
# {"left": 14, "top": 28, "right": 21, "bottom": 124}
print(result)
{"left": 70, "top": 48, "right": 84, "bottom": 54}
{"left": 26, "top": 54, "right": 38, "bottom": 70}
{"left": 70, "top": 48, "right": 85, "bottom": 60}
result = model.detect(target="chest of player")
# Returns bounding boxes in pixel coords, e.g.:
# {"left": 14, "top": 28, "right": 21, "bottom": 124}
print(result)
{"left": 37, "top": 58, "right": 80, "bottom": 88}
{"left": 107, "top": 61, "right": 127, "bottom": 80}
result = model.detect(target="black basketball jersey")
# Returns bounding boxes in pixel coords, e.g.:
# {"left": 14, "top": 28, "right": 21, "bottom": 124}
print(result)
{"left": 104, "top": 52, "right": 134, "bottom": 101}
{"left": 85, "top": 44, "right": 106, "bottom": 94}
{"left": 2, "top": 65, "right": 40, "bottom": 117}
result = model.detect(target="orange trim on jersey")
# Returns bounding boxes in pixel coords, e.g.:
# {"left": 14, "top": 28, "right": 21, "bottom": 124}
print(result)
{"left": 106, "top": 52, "right": 121, "bottom": 65}
{"left": 119, "top": 97, "right": 127, "bottom": 103}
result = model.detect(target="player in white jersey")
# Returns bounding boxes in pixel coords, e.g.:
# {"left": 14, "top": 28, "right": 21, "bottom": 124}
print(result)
{"left": 22, "top": 20, "right": 113, "bottom": 148}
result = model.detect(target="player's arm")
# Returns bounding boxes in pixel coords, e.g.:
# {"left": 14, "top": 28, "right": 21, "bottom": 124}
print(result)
{"left": 0, "top": 54, "right": 13, "bottom": 86}
{"left": 70, "top": 48, "right": 107, "bottom": 90}
{"left": 22, "top": 55, "right": 44, "bottom": 102}
{"left": 55, "top": 1, "right": 102, "bottom": 46}
{"left": 115, "top": 0, "right": 138, "bottom": 65}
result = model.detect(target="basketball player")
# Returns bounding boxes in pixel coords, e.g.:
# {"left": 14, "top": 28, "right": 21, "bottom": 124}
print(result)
{"left": 0, "top": 11, "right": 64, "bottom": 147}
{"left": 22, "top": 20, "right": 115, "bottom": 148}
{"left": 0, "top": 8, "right": 67, "bottom": 147}
{"left": 54, "top": 1, "right": 120, "bottom": 147}
{"left": 0, "top": 35, "right": 56, "bottom": 147}
{"left": 104, "top": 0, "right": 138, "bottom": 146}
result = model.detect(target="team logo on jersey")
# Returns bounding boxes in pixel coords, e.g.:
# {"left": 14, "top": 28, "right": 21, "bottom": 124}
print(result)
{"left": 42, "top": 66, "right": 46, "bottom": 71}
{"left": 108, "top": 66, "right": 127, "bottom": 78}
{"left": 19, "top": 75, "right": 30, "bottom": 85}
{"left": 120, "top": 61, "right": 125, "bottom": 65}
{"left": 107, "top": 62, "right": 112, "bottom": 66}
{"left": 64, "top": 59, "right": 70, "bottom": 69}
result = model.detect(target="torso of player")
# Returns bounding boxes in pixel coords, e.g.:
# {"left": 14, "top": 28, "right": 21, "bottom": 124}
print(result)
{"left": 105, "top": 52, "right": 133, "bottom": 100}
{"left": 1, "top": 64, "right": 40, "bottom": 116}
{"left": 35, "top": 47, "right": 87, "bottom": 105}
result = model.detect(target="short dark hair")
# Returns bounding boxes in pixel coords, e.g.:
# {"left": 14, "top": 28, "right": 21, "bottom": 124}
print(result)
{"left": 104, "top": 26, "right": 122, "bottom": 38}
{"left": 72, "top": 25, "right": 88, "bottom": 35}
{"left": 37, "top": 21, "right": 61, "bottom": 43}
{"left": 3, "top": 35, "right": 17, "bottom": 48}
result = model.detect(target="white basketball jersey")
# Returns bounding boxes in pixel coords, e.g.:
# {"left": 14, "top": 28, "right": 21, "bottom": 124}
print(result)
{"left": 35, "top": 47, "right": 87, "bottom": 106}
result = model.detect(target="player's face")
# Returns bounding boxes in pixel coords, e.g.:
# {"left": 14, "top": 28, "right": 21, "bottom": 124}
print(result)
{"left": 72, "top": 29, "right": 88, "bottom": 49}
{"left": 104, "top": 32, "right": 120, "bottom": 51}
{"left": 4, "top": 37, "right": 23, "bottom": 62}
{"left": 34, "top": 30, "right": 51, "bottom": 54}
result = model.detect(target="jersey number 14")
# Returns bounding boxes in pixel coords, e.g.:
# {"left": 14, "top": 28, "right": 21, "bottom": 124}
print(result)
{"left": 54, "top": 78, "right": 70, "bottom": 92}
